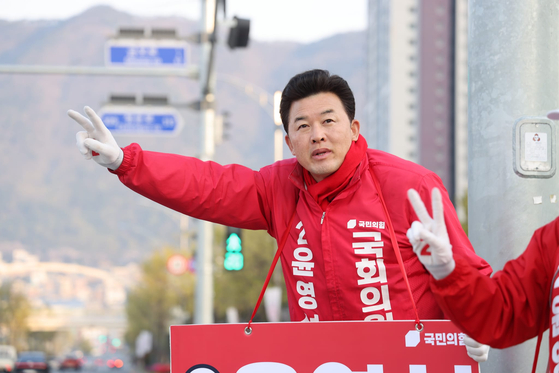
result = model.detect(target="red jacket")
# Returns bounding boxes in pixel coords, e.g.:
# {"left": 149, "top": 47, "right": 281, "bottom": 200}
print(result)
{"left": 430, "top": 218, "right": 559, "bottom": 371}
{"left": 113, "top": 143, "right": 491, "bottom": 321}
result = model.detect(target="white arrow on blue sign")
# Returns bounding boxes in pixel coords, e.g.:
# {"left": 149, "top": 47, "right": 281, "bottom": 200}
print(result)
{"left": 105, "top": 39, "right": 190, "bottom": 68}
{"left": 98, "top": 105, "right": 184, "bottom": 137}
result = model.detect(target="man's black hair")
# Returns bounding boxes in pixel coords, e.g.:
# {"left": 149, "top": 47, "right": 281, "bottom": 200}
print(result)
{"left": 279, "top": 69, "right": 355, "bottom": 133}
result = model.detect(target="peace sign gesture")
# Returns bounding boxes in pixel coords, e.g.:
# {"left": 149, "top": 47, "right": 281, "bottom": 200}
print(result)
{"left": 68, "top": 106, "right": 123, "bottom": 170}
{"left": 406, "top": 187, "right": 455, "bottom": 279}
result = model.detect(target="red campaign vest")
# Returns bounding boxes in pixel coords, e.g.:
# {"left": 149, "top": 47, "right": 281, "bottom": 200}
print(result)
{"left": 278, "top": 163, "right": 442, "bottom": 323}
{"left": 548, "top": 265, "right": 559, "bottom": 372}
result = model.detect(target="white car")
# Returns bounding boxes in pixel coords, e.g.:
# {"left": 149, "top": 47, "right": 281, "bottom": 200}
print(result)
{"left": 0, "top": 345, "right": 16, "bottom": 373}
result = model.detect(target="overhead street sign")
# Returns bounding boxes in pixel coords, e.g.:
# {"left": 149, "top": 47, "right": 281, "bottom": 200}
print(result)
{"left": 105, "top": 39, "right": 190, "bottom": 68}
{"left": 98, "top": 105, "right": 184, "bottom": 136}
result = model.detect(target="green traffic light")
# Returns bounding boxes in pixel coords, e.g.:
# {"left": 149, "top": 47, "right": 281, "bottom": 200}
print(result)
{"left": 225, "top": 232, "right": 243, "bottom": 270}
{"left": 226, "top": 233, "right": 242, "bottom": 252}
{"left": 224, "top": 252, "right": 244, "bottom": 271}
{"left": 111, "top": 338, "right": 122, "bottom": 348}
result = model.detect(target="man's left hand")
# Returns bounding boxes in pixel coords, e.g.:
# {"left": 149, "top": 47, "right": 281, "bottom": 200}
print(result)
{"left": 464, "top": 335, "right": 490, "bottom": 363}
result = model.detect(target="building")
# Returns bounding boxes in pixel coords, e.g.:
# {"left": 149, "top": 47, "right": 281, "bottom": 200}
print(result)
{"left": 0, "top": 249, "right": 140, "bottom": 355}
{"left": 366, "top": 0, "right": 468, "bottom": 216}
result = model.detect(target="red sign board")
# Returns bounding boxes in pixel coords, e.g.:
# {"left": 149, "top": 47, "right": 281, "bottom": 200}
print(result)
{"left": 170, "top": 320, "right": 479, "bottom": 373}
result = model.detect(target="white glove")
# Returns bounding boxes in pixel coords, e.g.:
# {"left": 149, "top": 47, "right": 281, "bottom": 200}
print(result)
{"left": 68, "top": 106, "right": 123, "bottom": 170}
{"left": 464, "top": 335, "right": 490, "bottom": 363}
{"left": 406, "top": 188, "right": 455, "bottom": 279}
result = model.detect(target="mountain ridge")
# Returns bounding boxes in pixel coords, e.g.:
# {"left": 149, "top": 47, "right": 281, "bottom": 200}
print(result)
{"left": 0, "top": 6, "right": 367, "bottom": 267}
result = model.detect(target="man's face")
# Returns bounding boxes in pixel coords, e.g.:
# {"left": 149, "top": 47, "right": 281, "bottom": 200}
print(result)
{"left": 285, "top": 92, "right": 360, "bottom": 182}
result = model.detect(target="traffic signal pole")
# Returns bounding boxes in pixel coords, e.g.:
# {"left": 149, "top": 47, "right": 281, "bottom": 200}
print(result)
{"left": 0, "top": 2, "right": 255, "bottom": 325}
{"left": 0, "top": 64, "right": 198, "bottom": 78}
{"left": 194, "top": 0, "right": 219, "bottom": 324}
{"left": 469, "top": 1, "right": 559, "bottom": 370}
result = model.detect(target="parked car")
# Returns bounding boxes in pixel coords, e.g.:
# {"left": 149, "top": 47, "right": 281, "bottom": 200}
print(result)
{"left": 59, "top": 353, "right": 82, "bottom": 371}
{"left": 15, "top": 351, "right": 49, "bottom": 373}
{"left": 0, "top": 345, "right": 16, "bottom": 373}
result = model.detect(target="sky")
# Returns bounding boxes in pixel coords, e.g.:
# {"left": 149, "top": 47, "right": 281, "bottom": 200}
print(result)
{"left": 0, "top": 0, "right": 368, "bottom": 44}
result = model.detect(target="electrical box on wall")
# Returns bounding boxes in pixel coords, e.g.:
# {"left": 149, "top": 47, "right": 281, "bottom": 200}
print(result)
{"left": 513, "top": 117, "right": 556, "bottom": 178}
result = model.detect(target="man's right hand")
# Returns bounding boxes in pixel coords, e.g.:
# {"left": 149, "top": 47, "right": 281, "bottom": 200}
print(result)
{"left": 406, "top": 187, "right": 455, "bottom": 280}
{"left": 68, "top": 106, "right": 123, "bottom": 170}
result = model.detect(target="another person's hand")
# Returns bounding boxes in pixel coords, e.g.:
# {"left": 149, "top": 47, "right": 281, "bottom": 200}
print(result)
{"left": 464, "top": 335, "right": 490, "bottom": 363}
{"left": 406, "top": 187, "right": 455, "bottom": 279}
{"left": 68, "top": 106, "right": 123, "bottom": 170}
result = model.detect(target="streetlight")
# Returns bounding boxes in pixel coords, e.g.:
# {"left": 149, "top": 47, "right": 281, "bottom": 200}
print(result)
{"left": 273, "top": 91, "right": 283, "bottom": 162}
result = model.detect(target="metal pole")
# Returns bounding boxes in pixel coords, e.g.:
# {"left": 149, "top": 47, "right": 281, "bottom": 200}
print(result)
{"left": 0, "top": 64, "right": 199, "bottom": 78}
{"left": 194, "top": 0, "right": 218, "bottom": 325}
{"left": 180, "top": 215, "right": 189, "bottom": 253}
{"left": 469, "top": 1, "right": 559, "bottom": 371}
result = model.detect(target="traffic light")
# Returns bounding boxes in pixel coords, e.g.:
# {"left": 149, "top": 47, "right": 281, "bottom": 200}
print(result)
{"left": 224, "top": 227, "right": 243, "bottom": 270}
{"left": 111, "top": 338, "right": 122, "bottom": 348}
{"left": 227, "top": 17, "right": 250, "bottom": 49}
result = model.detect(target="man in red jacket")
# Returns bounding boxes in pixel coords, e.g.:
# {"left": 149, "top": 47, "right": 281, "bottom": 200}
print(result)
{"left": 407, "top": 186, "right": 559, "bottom": 370}
{"left": 69, "top": 69, "right": 491, "bottom": 361}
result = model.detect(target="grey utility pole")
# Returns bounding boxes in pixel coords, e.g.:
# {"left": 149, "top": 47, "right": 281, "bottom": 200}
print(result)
{"left": 194, "top": 0, "right": 218, "bottom": 324}
{"left": 469, "top": 1, "right": 559, "bottom": 371}
{"left": 0, "top": 65, "right": 198, "bottom": 78}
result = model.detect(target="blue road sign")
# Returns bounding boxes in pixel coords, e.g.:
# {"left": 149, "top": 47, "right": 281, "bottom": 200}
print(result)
{"left": 99, "top": 106, "right": 184, "bottom": 136}
{"left": 105, "top": 40, "right": 190, "bottom": 68}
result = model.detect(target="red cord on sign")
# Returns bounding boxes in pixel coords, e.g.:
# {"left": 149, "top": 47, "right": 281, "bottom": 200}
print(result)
{"left": 246, "top": 209, "right": 297, "bottom": 333}
{"left": 370, "top": 164, "right": 421, "bottom": 328}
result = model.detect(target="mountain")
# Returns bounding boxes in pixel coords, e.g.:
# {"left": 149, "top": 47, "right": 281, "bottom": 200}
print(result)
{"left": 0, "top": 6, "right": 367, "bottom": 267}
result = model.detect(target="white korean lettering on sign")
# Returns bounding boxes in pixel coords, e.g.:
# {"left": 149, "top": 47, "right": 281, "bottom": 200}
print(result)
{"left": 187, "top": 362, "right": 473, "bottom": 372}
{"left": 424, "top": 333, "right": 466, "bottom": 346}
